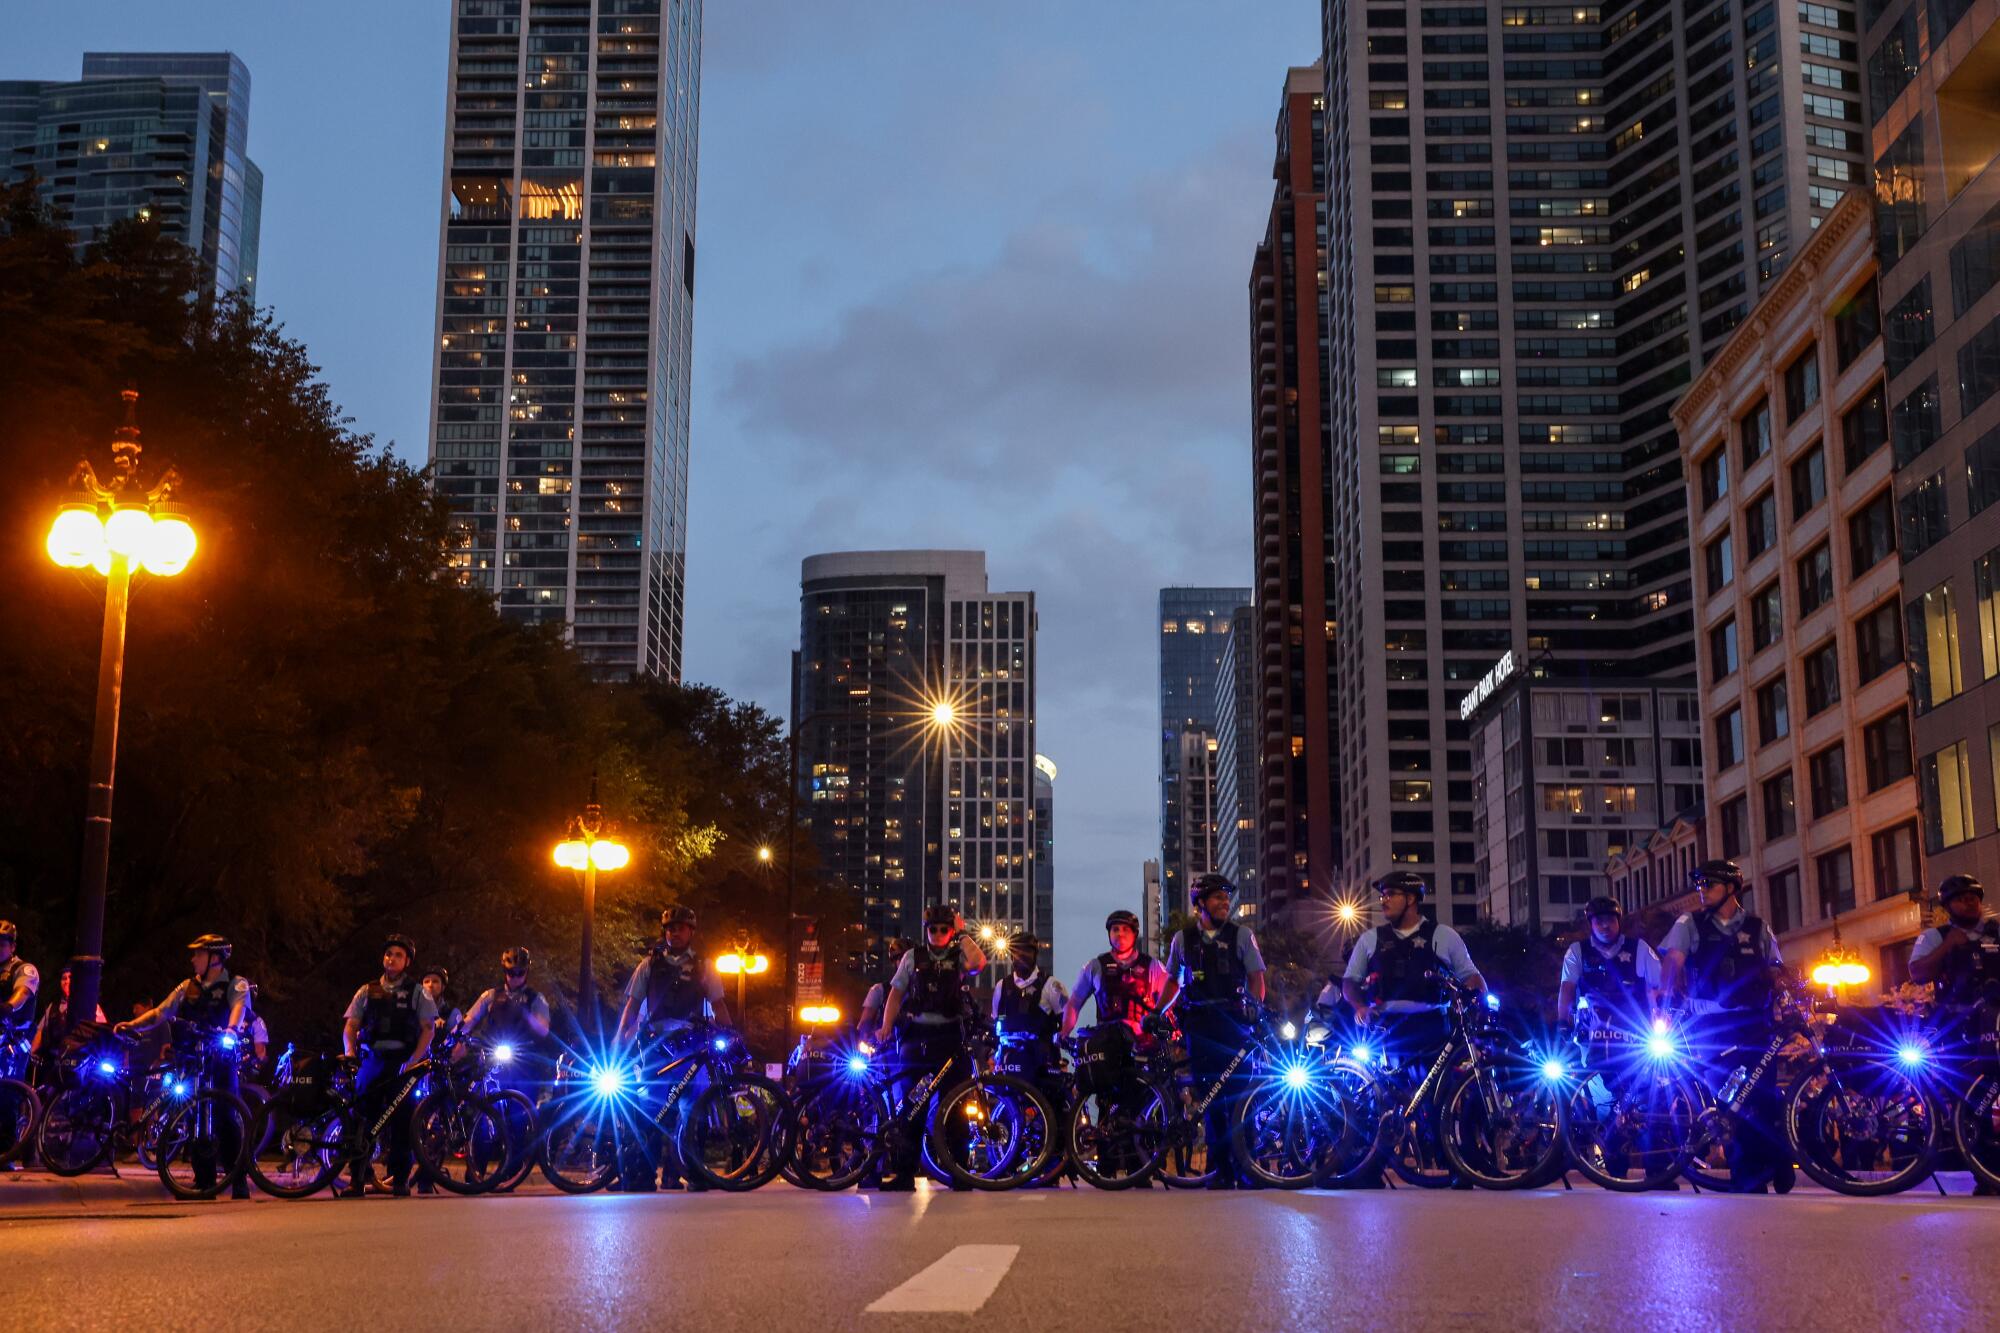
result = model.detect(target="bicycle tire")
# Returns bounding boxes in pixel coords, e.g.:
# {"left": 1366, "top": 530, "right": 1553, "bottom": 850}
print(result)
{"left": 927, "top": 1073, "right": 1055, "bottom": 1191}
{"left": 1066, "top": 1083, "right": 1166, "bottom": 1190}
{"left": 1386, "top": 1092, "right": 1458, "bottom": 1188}
{"left": 1953, "top": 1074, "right": 2000, "bottom": 1192}
{"left": 1561, "top": 1068, "right": 1697, "bottom": 1192}
{"left": 537, "top": 1097, "right": 623, "bottom": 1194}
{"left": 680, "top": 1072, "right": 794, "bottom": 1192}
{"left": 34, "top": 1086, "right": 116, "bottom": 1177}
{"left": 489, "top": 1089, "right": 540, "bottom": 1192}
{"left": 1788, "top": 1066, "right": 1936, "bottom": 1197}
{"left": 248, "top": 1101, "right": 350, "bottom": 1199}
{"left": 1156, "top": 1074, "right": 1220, "bottom": 1188}
{"left": 1438, "top": 1069, "right": 1564, "bottom": 1190}
{"left": 412, "top": 1090, "right": 511, "bottom": 1195}
{"left": 787, "top": 1080, "right": 883, "bottom": 1191}
{"left": 1231, "top": 1078, "right": 1348, "bottom": 1190}
{"left": 1682, "top": 1104, "right": 1776, "bottom": 1193}
{"left": 0, "top": 1078, "right": 40, "bottom": 1166}
{"left": 156, "top": 1088, "right": 254, "bottom": 1200}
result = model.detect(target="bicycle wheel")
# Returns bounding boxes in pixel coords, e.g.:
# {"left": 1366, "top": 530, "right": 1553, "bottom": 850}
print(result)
{"left": 680, "top": 1072, "right": 793, "bottom": 1192}
{"left": 1232, "top": 1073, "right": 1354, "bottom": 1190}
{"left": 1156, "top": 1073, "right": 1219, "bottom": 1188}
{"left": 1952, "top": 1074, "right": 2000, "bottom": 1192}
{"left": 412, "top": 1091, "right": 511, "bottom": 1195}
{"left": 34, "top": 1087, "right": 117, "bottom": 1177}
{"left": 249, "top": 1101, "right": 350, "bottom": 1198}
{"left": 537, "top": 1096, "right": 624, "bottom": 1194}
{"left": 1439, "top": 1068, "right": 1565, "bottom": 1190}
{"left": 1067, "top": 1082, "right": 1167, "bottom": 1189}
{"left": 156, "top": 1089, "right": 254, "bottom": 1200}
{"left": 1386, "top": 1085, "right": 1457, "bottom": 1188}
{"left": 488, "top": 1089, "right": 540, "bottom": 1192}
{"left": 1682, "top": 1105, "right": 1776, "bottom": 1192}
{"left": 1562, "top": 1066, "right": 1698, "bottom": 1191}
{"left": 0, "top": 1078, "right": 40, "bottom": 1166}
{"left": 1788, "top": 1064, "right": 1937, "bottom": 1196}
{"left": 927, "top": 1074, "right": 1055, "bottom": 1191}
{"left": 1311, "top": 1063, "right": 1393, "bottom": 1188}
{"left": 789, "top": 1080, "right": 882, "bottom": 1191}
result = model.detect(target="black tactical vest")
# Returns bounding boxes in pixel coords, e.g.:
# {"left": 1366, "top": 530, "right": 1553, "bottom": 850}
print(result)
{"left": 1372, "top": 920, "right": 1447, "bottom": 1005}
{"left": 487, "top": 986, "right": 543, "bottom": 1045}
{"left": 1576, "top": 938, "right": 1645, "bottom": 1010}
{"left": 1096, "top": 951, "right": 1156, "bottom": 1028}
{"left": 996, "top": 972, "right": 1057, "bottom": 1038}
{"left": 909, "top": 946, "right": 968, "bottom": 1020}
{"left": 645, "top": 947, "right": 706, "bottom": 1023}
{"left": 0, "top": 957, "right": 31, "bottom": 1035}
{"left": 184, "top": 972, "right": 236, "bottom": 1030}
{"left": 362, "top": 976, "right": 421, "bottom": 1050}
{"left": 1180, "top": 923, "right": 1245, "bottom": 1003}
{"left": 1687, "top": 913, "right": 1774, "bottom": 1010}
{"left": 1933, "top": 920, "right": 2000, "bottom": 1008}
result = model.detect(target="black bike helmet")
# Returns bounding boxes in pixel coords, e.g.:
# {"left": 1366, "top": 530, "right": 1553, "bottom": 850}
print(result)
{"left": 1375, "top": 871, "right": 1429, "bottom": 900}
{"left": 1689, "top": 859, "right": 1744, "bottom": 892}
{"left": 186, "top": 933, "right": 232, "bottom": 956}
{"left": 1189, "top": 873, "right": 1235, "bottom": 909}
{"left": 501, "top": 946, "right": 532, "bottom": 972}
{"left": 662, "top": 904, "right": 697, "bottom": 929}
{"left": 1584, "top": 895, "right": 1623, "bottom": 920}
{"left": 924, "top": 903, "right": 957, "bottom": 930}
{"left": 383, "top": 933, "right": 417, "bottom": 961}
{"left": 1011, "top": 931, "right": 1039, "bottom": 953}
{"left": 1105, "top": 909, "right": 1140, "bottom": 934}
{"left": 1938, "top": 874, "right": 1985, "bottom": 907}
{"left": 421, "top": 964, "right": 449, "bottom": 986}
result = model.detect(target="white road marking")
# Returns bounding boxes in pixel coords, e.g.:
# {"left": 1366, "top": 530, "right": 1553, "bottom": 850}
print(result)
{"left": 865, "top": 1243, "right": 1021, "bottom": 1314}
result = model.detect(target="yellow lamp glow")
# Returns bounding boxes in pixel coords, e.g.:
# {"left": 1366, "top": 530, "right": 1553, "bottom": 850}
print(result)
{"left": 46, "top": 505, "right": 106, "bottom": 569}
{"left": 746, "top": 953, "right": 770, "bottom": 975}
{"left": 799, "top": 1004, "right": 841, "bottom": 1025}
{"left": 553, "top": 840, "right": 589, "bottom": 870}
{"left": 930, "top": 701, "right": 957, "bottom": 728}
{"left": 716, "top": 953, "right": 743, "bottom": 975}
{"left": 1335, "top": 901, "right": 1360, "bottom": 925}
{"left": 142, "top": 511, "right": 197, "bottom": 576}
{"left": 588, "top": 840, "right": 629, "bottom": 871}
{"left": 103, "top": 504, "right": 153, "bottom": 559}
{"left": 756, "top": 846, "right": 773, "bottom": 863}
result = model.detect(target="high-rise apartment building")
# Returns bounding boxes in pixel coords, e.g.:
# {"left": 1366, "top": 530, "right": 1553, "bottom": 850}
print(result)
{"left": 1159, "top": 588, "right": 1250, "bottom": 910}
{"left": 1866, "top": 0, "right": 2000, "bottom": 894}
{"left": 428, "top": 0, "right": 701, "bottom": 680}
{"left": 1319, "top": 0, "right": 1870, "bottom": 919}
{"left": 796, "top": 551, "right": 1038, "bottom": 960}
{"left": 1032, "top": 754, "right": 1056, "bottom": 965}
{"left": 1251, "top": 65, "right": 1340, "bottom": 929}
{"left": 1213, "top": 602, "right": 1263, "bottom": 914}
{"left": 2, "top": 52, "right": 262, "bottom": 299}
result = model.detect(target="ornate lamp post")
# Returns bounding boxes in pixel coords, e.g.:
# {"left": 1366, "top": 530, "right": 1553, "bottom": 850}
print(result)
{"left": 553, "top": 776, "right": 628, "bottom": 1019}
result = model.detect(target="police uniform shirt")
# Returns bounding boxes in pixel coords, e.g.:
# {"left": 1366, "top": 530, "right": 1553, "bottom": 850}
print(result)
{"left": 1071, "top": 954, "right": 1168, "bottom": 1024}
{"left": 343, "top": 975, "right": 439, "bottom": 1050}
{"left": 1662, "top": 909, "right": 1783, "bottom": 1015}
{"left": 0, "top": 959, "right": 40, "bottom": 1027}
{"left": 467, "top": 986, "right": 550, "bottom": 1038}
{"left": 1560, "top": 936, "right": 1663, "bottom": 991}
{"left": 1163, "top": 922, "right": 1267, "bottom": 989}
{"left": 624, "top": 944, "right": 728, "bottom": 1024}
{"left": 1908, "top": 918, "right": 1998, "bottom": 970}
{"left": 155, "top": 973, "right": 255, "bottom": 1026}
{"left": 889, "top": 938, "right": 987, "bottom": 1025}
{"left": 1342, "top": 921, "right": 1480, "bottom": 1013}
{"left": 990, "top": 969, "right": 1069, "bottom": 1022}
{"left": 860, "top": 982, "right": 885, "bottom": 1019}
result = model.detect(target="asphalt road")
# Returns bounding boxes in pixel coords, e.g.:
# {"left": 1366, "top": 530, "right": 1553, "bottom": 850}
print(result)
{"left": 6, "top": 1180, "right": 1999, "bottom": 1331}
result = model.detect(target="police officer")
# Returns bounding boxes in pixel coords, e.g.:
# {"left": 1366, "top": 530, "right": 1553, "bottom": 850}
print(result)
{"left": 1909, "top": 875, "right": 1999, "bottom": 1018}
{"left": 857, "top": 937, "right": 907, "bottom": 1041}
{"left": 615, "top": 907, "right": 728, "bottom": 1191}
{"left": 1558, "top": 896, "right": 1661, "bottom": 1035}
{"left": 1159, "top": 874, "right": 1267, "bottom": 1189}
{"left": 1342, "top": 872, "right": 1485, "bottom": 1061}
{"left": 992, "top": 932, "right": 1066, "bottom": 1100}
{"left": 1660, "top": 859, "right": 1792, "bottom": 1193}
{"left": 120, "top": 933, "right": 254, "bottom": 1199}
{"left": 1063, "top": 910, "right": 1167, "bottom": 1042}
{"left": 30, "top": 966, "right": 107, "bottom": 1062}
{"left": 0, "top": 922, "right": 38, "bottom": 1168}
{"left": 339, "top": 933, "right": 437, "bottom": 1198}
{"left": 875, "top": 904, "right": 988, "bottom": 1190}
{"left": 421, "top": 964, "right": 463, "bottom": 1043}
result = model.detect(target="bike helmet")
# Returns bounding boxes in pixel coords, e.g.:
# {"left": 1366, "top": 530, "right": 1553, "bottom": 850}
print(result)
{"left": 383, "top": 933, "right": 417, "bottom": 961}
{"left": 1189, "top": 873, "right": 1235, "bottom": 909}
{"left": 1105, "top": 909, "right": 1140, "bottom": 934}
{"left": 1011, "top": 931, "right": 1040, "bottom": 954}
{"left": 501, "top": 946, "right": 532, "bottom": 972}
{"left": 1584, "top": 895, "right": 1623, "bottom": 920}
{"left": 662, "top": 904, "right": 697, "bottom": 929}
{"left": 1688, "top": 859, "right": 1744, "bottom": 892}
{"left": 924, "top": 903, "right": 957, "bottom": 930}
{"left": 420, "top": 964, "right": 449, "bottom": 986}
{"left": 1939, "top": 874, "right": 1985, "bottom": 907}
{"left": 1374, "top": 871, "right": 1429, "bottom": 901}
{"left": 186, "top": 933, "right": 232, "bottom": 956}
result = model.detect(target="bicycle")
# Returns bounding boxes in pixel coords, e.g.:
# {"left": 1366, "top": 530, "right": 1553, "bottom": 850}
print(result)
{"left": 421, "top": 1028, "right": 540, "bottom": 1194}
{"left": 0, "top": 1032, "right": 40, "bottom": 1166}
{"left": 539, "top": 1022, "right": 792, "bottom": 1194}
{"left": 1557, "top": 1011, "right": 1703, "bottom": 1191}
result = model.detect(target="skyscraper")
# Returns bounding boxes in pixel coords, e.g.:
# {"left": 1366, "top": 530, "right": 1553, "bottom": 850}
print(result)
{"left": 1032, "top": 754, "right": 1056, "bottom": 966}
{"left": 1158, "top": 587, "right": 1251, "bottom": 911}
{"left": 1, "top": 52, "right": 263, "bottom": 299}
{"left": 1250, "top": 64, "right": 1339, "bottom": 928}
{"left": 797, "top": 551, "right": 1038, "bottom": 959}
{"left": 427, "top": 0, "right": 701, "bottom": 680}
{"left": 1318, "top": 1, "right": 1869, "bottom": 920}
{"left": 1213, "top": 601, "right": 1263, "bottom": 915}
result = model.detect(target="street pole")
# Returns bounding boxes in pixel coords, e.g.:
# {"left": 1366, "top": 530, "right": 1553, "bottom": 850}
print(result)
{"left": 579, "top": 858, "right": 596, "bottom": 1026}
{"left": 69, "top": 551, "right": 131, "bottom": 1029}
{"left": 784, "top": 728, "right": 799, "bottom": 1034}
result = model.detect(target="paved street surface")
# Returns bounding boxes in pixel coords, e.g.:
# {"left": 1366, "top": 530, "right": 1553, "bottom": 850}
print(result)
{"left": 6, "top": 1172, "right": 1999, "bottom": 1331}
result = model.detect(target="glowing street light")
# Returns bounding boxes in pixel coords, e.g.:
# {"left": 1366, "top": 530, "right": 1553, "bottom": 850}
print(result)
{"left": 555, "top": 775, "right": 628, "bottom": 1017}
{"left": 798, "top": 1004, "right": 842, "bottom": 1026}
{"left": 756, "top": 845, "right": 774, "bottom": 864}
{"left": 46, "top": 389, "right": 194, "bottom": 1025}
{"left": 717, "top": 938, "right": 770, "bottom": 1017}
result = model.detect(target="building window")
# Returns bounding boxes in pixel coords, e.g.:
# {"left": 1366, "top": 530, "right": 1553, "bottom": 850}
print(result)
{"left": 1699, "top": 447, "right": 1729, "bottom": 509}
{"left": 1978, "top": 548, "right": 2000, "bottom": 681}
{"left": 1745, "top": 490, "right": 1778, "bottom": 558}
{"left": 1920, "top": 740, "right": 1975, "bottom": 851}
{"left": 1874, "top": 116, "right": 1927, "bottom": 271}
{"left": 1842, "top": 385, "right": 1888, "bottom": 472}
{"left": 1883, "top": 277, "right": 1935, "bottom": 379}
{"left": 1751, "top": 581, "right": 1784, "bottom": 651}
{"left": 1767, "top": 865, "right": 1801, "bottom": 937}
{"left": 1706, "top": 533, "right": 1735, "bottom": 593}
{"left": 1810, "top": 742, "right": 1849, "bottom": 815}
{"left": 1847, "top": 488, "right": 1897, "bottom": 575}
{"left": 1833, "top": 277, "right": 1880, "bottom": 369}
{"left": 1785, "top": 345, "right": 1821, "bottom": 421}
{"left": 1960, "top": 313, "right": 2000, "bottom": 415}
{"left": 1797, "top": 542, "right": 1834, "bottom": 616}
{"left": 1872, "top": 821, "right": 1922, "bottom": 899}
{"left": 1720, "top": 795, "right": 1749, "bottom": 859}
{"left": 1950, "top": 196, "right": 2000, "bottom": 317}
{"left": 1892, "top": 375, "right": 1942, "bottom": 468}
{"left": 1740, "top": 397, "right": 1773, "bottom": 467}
{"left": 1992, "top": 724, "right": 2000, "bottom": 829}
{"left": 1817, "top": 846, "right": 1856, "bottom": 917}
{"left": 1804, "top": 639, "right": 1842, "bottom": 715}
{"left": 1969, "top": 422, "right": 2000, "bottom": 516}
{"left": 1790, "top": 444, "right": 1827, "bottom": 518}
{"left": 1863, "top": 707, "right": 1914, "bottom": 791}
{"left": 1715, "top": 706, "right": 1745, "bottom": 770}
{"left": 1900, "top": 469, "right": 1950, "bottom": 558}
{"left": 1854, "top": 597, "right": 1905, "bottom": 686}
{"left": 1710, "top": 618, "right": 1740, "bottom": 679}
{"left": 1542, "top": 785, "right": 1585, "bottom": 814}
{"left": 1757, "top": 676, "right": 1791, "bottom": 745}
{"left": 1908, "top": 581, "right": 1964, "bottom": 712}
{"left": 1762, "top": 771, "right": 1798, "bottom": 839}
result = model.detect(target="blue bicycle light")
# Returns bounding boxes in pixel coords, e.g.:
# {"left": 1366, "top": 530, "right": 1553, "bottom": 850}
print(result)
{"left": 1897, "top": 1043, "right": 1927, "bottom": 1068}
{"left": 96, "top": 1058, "right": 118, "bottom": 1077}
{"left": 713, "top": 1036, "right": 729, "bottom": 1053}
{"left": 1576, "top": 996, "right": 1590, "bottom": 1010}
{"left": 492, "top": 1043, "right": 515, "bottom": 1066}
{"left": 219, "top": 1032, "right": 238, "bottom": 1051}
{"left": 1539, "top": 1058, "right": 1567, "bottom": 1082}
{"left": 590, "top": 1065, "right": 627, "bottom": 1099}
{"left": 171, "top": 1080, "right": 190, "bottom": 1098}
{"left": 1282, "top": 1063, "right": 1312, "bottom": 1091}
{"left": 1484, "top": 992, "right": 1501, "bottom": 1012}
{"left": 1646, "top": 1031, "right": 1676, "bottom": 1061}
{"left": 846, "top": 1053, "right": 869, "bottom": 1075}
{"left": 1350, "top": 1043, "right": 1371, "bottom": 1066}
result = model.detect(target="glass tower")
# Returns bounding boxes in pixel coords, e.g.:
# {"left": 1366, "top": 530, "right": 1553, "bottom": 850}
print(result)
{"left": 1159, "top": 587, "right": 1252, "bottom": 912}
{"left": 428, "top": 0, "right": 701, "bottom": 679}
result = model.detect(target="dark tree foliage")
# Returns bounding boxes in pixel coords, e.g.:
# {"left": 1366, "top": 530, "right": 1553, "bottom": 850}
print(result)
{"left": 0, "top": 184, "right": 837, "bottom": 1048}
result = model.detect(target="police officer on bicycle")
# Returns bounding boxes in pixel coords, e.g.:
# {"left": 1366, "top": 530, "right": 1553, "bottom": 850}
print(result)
{"left": 992, "top": 931, "right": 1066, "bottom": 1116}
{"left": 339, "top": 933, "right": 437, "bottom": 1198}
{"left": 1063, "top": 910, "right": 1167, "bottom": 1043}
{"left": 615, "top": 906, "right": 728, "bottom": 1191}
{"left": 875, "top": 904, "right": 988, "bottom": 1191}
{"left": 1558, "top": 896, "right": 1661, "bottom": 1036}
{"left": 1659, "top": 859, "right": 1792, "bottom": 1192}
{"left": 119, "top": 933, "right": 254, "bottom": 1199}
{"left": 0, "top": 921, "right": 38, "bottom": 1168}
{"left": 421, "top": 965, "right": 462, "bottom": 1043}
{"left": 1159, "top": 874, "right": 1267, "bottom": 1189}
{"left": 1909, "top": 875, "right": 1998, "bottom": 1020}
{"left": 857, "top": 937, "right": 906, "bottom": 1042}
{"left": 1342, "top": 872, "right": 1485, "bottom": 1060}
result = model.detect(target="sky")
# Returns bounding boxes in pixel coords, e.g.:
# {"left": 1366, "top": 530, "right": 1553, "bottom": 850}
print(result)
{"left": 13, "top": 1, "right": 1322, "bottom": 982}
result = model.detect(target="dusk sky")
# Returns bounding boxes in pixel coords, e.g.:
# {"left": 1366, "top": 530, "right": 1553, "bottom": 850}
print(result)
{"left": 14, "top": 1, "right": 1322, "bottom": 980}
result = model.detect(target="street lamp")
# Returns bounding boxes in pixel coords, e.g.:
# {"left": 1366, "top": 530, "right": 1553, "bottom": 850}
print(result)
{"left": 46, "top": 389, "right": 194, "bottom": 1026}
{"left": 716, "top": 937, "right": 770, "bottom": 1020}
{"left": 554, "top": 776, "right": 627, "bottom": 1019}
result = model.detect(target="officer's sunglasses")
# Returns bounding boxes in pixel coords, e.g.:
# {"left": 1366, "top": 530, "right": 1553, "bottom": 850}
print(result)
{"left": 926, "top": 924, "right": 954, "bottom": 936}
{"left": 504, "top": 967, "right": 527, "bottom": 978}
